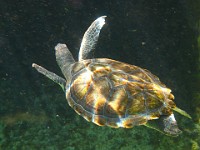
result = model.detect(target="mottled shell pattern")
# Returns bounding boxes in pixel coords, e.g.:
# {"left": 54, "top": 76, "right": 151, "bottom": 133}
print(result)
{"left": 32, "top": 16, "right": 190, "bottom": 136}
{"left": 66, "top": 58, "right": 176, "bottom": 128}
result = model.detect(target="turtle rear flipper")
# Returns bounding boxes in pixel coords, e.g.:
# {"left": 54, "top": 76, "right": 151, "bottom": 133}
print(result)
{"left": 55, "top": 43, "right": 75, "bottom": 80}
{"left": 32, "top": 63, "right": 66, "bottom": 91}
{"left": 145, "top": 114, "right": 182, "bottom": 137}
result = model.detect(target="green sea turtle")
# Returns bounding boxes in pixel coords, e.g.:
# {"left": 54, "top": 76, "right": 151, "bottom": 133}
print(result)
{"left": 32, "top": 16, "right": 191, "bottom": 136}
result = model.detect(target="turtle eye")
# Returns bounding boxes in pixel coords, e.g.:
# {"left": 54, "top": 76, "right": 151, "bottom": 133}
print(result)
{"left": 168, "top": 100, "right": 176, "bottom": 108}
{"left": 168, "top": 93, "right": 174, "bottom": 100}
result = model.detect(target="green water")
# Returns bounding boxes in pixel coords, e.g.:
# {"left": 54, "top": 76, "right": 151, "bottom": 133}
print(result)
{"left": 0, "top": 0, "right": 199, "bottom": 149}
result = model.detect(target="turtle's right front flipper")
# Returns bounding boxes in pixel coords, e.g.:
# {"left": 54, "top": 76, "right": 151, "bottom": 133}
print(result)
{"left": 32, "top": 63, "right": 66, "bottom": 91}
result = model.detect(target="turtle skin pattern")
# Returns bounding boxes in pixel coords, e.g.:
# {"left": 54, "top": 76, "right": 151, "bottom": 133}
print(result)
{"left": 66, "top": 58, "right": 176, "bottom": 128}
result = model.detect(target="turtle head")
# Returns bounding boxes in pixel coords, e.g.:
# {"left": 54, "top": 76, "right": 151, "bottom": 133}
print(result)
{"left": 145, "top": 113, "right": 182, "bottom": 137}
{"left": 55, "top": 43, "right": 75, "bottom": 81}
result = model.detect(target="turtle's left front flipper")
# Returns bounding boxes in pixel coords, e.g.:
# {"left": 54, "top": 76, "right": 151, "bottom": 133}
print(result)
{"left": 79, "top": 16, "right": 106, "bottom": 61}
{"left": 32, "top": 63, "right": 66, "bottom": 91}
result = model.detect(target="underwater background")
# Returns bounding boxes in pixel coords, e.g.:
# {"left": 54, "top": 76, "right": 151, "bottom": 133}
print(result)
{"left": 0, "top": 0, "right": 200, "bottom": 149}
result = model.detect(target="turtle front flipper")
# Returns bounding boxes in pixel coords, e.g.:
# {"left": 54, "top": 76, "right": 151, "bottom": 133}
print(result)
{"left": 173, "top": 107, "right": 192, "bottom": 119}
{"left": 78, "top": 16, "right": 106, "bottom": 61}
{"left": 145, "top": 114, "right": 182, "bottom": 137}
{"left": 32, "top": 63, "right": 66, "bottom": 91}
